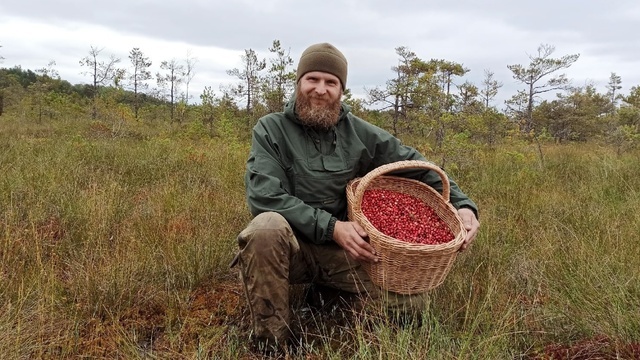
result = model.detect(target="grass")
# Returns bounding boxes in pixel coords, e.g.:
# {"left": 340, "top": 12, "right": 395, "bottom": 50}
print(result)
{"left": 1, "top": 116, "right": 639, "bottom": 359}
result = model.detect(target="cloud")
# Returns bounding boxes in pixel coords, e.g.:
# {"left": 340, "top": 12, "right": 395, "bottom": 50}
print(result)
{"left": 1, "top": 0, "right": 640, "bottom": 106}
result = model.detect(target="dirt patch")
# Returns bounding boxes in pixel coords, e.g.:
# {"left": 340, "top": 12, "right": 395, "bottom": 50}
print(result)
{"left": 150, "top": 274, "right": 249, "bottom": 356}
{"left": 527, "top": 335, "right": 640, "bottom": 360}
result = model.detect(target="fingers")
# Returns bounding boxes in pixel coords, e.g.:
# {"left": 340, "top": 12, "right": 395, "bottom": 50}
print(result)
{"left": 348, "top": 222, "right": 378, "bottom": 261}
{"left": 351, "top": 221, "right": 368, "bottom": 238}
{"left": 458, "top": 208, "right": 480, "bottom": 252}
{"left": 334, "top": 221, "right": 378, "bottom": 263}
{"left": 350, "top": 233, "right": 378, "bottom": 263}
{"left": 343, "top": 225, "right": 377, "bottom": 262}
{"left": 347, "top": 244, "right": 377, "bottom": 263}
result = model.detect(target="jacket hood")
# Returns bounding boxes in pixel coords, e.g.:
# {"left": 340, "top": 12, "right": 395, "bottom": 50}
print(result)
{"left": 283, "top": 95, "right": 352, "bottom": 128}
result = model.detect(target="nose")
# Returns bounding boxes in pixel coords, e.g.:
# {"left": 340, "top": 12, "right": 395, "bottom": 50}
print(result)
{"left": 314, "top": 81, "right": 328, "bottom": 95}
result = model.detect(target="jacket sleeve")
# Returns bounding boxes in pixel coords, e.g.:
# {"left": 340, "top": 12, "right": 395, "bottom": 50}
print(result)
{"left": 244, "top": 123, "right": 335, "bottom": 244}
{"left": 415, "top": 166, "right": 479, "bottom": 219}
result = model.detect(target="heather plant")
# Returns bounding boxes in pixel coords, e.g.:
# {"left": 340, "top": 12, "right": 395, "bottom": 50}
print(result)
{"left": 1, "top": 116, "right": 638, "bottom": 359}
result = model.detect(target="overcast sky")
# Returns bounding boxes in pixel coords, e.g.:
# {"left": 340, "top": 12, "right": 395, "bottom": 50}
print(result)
{"left": 1, "top": 0, "right": 639, "bottom": 108}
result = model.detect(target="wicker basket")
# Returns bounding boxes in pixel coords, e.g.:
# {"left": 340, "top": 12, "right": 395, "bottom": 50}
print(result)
{"left": 346, "top": 160, "right": 467, "bottom": 294}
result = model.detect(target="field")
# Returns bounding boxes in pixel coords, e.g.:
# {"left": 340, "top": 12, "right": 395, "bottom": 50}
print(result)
{"left": 1, "top": 117, "right": 639, "bottom": 359}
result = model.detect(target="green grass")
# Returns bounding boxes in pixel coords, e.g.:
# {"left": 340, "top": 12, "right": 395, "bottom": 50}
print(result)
{"left": 1, "top": 117, "right": 639, "bottom": 359}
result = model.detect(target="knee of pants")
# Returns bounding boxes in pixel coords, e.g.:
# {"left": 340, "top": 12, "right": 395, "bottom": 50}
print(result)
{"left": 237, "top": 212, "right": 299, "bottom": 254}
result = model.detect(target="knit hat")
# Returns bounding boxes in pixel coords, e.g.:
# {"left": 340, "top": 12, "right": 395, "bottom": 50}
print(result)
{"left": 296, "top": 43, "right": 348, "bottom": 90}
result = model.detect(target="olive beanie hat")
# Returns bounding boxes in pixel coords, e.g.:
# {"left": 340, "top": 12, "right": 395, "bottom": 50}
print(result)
{"left": 296, "top": 43, "right": 348, "bottom": 90}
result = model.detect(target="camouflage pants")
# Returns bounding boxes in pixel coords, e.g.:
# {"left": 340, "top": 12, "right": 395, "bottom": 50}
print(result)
{"left": 235, "top": 212, "right": 427, "bottom": 343}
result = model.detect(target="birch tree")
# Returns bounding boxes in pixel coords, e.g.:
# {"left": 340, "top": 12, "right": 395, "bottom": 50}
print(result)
{"left": 183, "top": 50, "right": 197, "bottom": 105}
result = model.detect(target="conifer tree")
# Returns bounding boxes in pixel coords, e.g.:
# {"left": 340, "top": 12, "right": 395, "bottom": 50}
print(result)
{"left": 128, "top": 48, "right": 152, "bottom": 119}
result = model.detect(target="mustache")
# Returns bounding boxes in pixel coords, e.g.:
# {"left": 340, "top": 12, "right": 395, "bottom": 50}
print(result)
{"left": 295, "top": 92, "right": 341, "bottom": 130}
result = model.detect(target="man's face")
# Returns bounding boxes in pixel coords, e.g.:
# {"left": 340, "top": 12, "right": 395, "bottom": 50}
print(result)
{"left": 295, "top": 71, "right": 343, "bottom": 130}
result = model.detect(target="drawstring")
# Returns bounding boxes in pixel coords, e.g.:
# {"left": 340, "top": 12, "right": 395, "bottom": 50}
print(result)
{"left": 304, "top": 126, "right": 337, "bottom": 154}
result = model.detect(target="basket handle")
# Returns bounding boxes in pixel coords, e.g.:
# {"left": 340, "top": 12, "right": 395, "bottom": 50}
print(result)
{"left": 353, "top": 160, "right": 450, "bottom": 211}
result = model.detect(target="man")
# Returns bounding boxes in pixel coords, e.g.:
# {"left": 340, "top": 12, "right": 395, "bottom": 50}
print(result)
{"left": 234, "top": 42, "right": 480, "bottom": 349}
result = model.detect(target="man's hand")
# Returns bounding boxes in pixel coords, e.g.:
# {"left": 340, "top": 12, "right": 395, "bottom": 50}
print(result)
{"left": 332, "top": 221, "right": 379, "bottom": 263}
{"left": 458, "top": 208, "right": 480, "bottom": 251}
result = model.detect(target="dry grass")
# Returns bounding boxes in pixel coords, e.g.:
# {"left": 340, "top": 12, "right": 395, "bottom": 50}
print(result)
{"left": 1, "top": 118, "right": 639, "bottom": 359}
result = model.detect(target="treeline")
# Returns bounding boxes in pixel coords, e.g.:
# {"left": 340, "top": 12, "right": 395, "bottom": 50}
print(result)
{"left": 1, "top": 41, "right": 639, "bottom": 156}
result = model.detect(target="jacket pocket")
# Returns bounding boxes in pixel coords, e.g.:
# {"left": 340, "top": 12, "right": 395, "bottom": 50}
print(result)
{"left": 293, "top": 171, "right": 353, "bottom": 210}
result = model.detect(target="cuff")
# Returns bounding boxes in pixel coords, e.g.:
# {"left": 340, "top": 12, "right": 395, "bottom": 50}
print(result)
{"left": 324, "top": 216, "right": 338, "bottom": 243}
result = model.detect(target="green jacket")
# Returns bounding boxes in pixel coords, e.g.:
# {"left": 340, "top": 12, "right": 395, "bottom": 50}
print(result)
{"left": 245, "top": 98, "right": 478, "bottom": 244}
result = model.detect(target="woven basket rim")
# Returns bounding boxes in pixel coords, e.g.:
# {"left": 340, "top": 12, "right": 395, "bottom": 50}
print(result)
{"left": 348, "top": 160, "right": 466, "bottom": 250}
{"left": 345, "top": 160, "right": 468, "bottom": 293}
{"left": 347, "top": 175, "right": 465, "bottom": 251}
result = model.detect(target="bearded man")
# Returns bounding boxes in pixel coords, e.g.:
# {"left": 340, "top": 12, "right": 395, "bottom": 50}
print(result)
{"left": 233, "top": 42, "right": 480, "bottom": 352}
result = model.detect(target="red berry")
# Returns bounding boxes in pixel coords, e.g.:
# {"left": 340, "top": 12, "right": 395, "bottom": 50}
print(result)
{"left": 361, "top": 189, "right": 454, "bottom": 245}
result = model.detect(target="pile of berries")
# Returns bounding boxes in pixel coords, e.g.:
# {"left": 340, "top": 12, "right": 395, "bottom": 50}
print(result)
{"left": 361, "top": 189, "right": 454, "bottom": 245}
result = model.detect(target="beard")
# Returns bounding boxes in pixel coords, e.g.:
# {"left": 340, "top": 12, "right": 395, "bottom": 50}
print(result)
{"left": 295, "top": 89, "right": 342, "bottom": 130}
